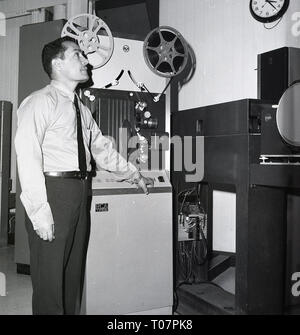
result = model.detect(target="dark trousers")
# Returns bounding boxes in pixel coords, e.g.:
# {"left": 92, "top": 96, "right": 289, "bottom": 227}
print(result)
{"left": 25, "top": 176, "right": 91, "bottom": 315}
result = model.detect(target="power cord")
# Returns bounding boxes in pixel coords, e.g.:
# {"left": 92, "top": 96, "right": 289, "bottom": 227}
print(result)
{"left": 174, "top": 184, "right": 211, "bottom": 313}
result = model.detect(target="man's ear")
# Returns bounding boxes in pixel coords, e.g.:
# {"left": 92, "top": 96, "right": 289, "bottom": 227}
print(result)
{"left": 52, "top": 58, "right": 62, "bottom": 72}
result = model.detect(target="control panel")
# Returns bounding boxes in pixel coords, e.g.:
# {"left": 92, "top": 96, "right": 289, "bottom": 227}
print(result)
{"left": 92, "top": 169, "right": 171, "bottom": 190}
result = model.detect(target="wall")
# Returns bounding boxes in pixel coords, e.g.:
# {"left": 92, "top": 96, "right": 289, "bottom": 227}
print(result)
{"left": 160, "top": 0, "right": 300, "bottom": 111}
{"left": 160, "top": 0, "right": 300, "bottom": 255}
{"left": 0, "top": 0, "right": 88, "bottom": 193}
{"left": 0, "top": 15, "right": 31, "bottom": 193}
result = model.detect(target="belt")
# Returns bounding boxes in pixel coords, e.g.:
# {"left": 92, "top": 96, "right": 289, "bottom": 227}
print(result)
{"left": 44, "top": 171, "right": 92, "bottom": 180}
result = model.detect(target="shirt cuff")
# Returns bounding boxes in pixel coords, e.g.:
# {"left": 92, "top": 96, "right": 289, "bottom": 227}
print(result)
{"left": 20, "top": 194, "right": 54, "bottom": 230}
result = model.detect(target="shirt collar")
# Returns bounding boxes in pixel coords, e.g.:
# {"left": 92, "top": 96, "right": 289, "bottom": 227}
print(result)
{"left": 50, "top": 80, "right": 76, "bottom": 101}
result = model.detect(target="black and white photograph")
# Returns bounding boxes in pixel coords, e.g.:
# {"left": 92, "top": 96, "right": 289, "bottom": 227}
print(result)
{"left": 0, "top": 0, "right": 300, "bottom": 322}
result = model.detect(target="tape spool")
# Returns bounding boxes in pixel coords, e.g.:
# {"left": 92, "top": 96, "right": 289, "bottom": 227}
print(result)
{"left": 143, "top": 26, "right": 188, "bottom": 78}
{"left": 61, "top": 14, "right": 114, "bottom": 69}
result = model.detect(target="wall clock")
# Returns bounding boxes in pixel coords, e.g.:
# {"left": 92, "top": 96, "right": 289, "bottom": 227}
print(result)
{"left": 249, "top": 0, "right": 290, "bottom": 23}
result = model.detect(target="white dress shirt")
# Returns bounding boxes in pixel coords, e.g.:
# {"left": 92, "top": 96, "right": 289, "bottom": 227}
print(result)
{"left": 15, "top": 80, "right": 139, "bottom": 230}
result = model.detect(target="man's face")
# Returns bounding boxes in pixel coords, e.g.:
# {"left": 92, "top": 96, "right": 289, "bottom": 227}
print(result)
{"left": 56, "top": 41, "right": 89, "bottom": 83}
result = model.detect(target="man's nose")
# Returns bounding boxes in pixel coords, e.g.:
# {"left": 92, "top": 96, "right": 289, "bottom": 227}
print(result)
{"left": 80, "top": 54, "right": 89, "bottom": 66}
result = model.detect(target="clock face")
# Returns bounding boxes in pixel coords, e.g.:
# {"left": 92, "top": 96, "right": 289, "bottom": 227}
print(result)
{"left": 250, "top": 0, "right": 290, "bottom": 23}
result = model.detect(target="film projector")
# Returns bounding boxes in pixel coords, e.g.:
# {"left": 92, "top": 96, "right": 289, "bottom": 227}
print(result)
{"left": 61, "top": 14, "right": 190, "bottom": 315}
{"left": 62, "top": 15, "right": 190, "bottom": 170}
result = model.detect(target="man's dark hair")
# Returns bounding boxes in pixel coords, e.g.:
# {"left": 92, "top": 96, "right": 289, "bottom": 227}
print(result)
{"left": 42, "top": 36, "right": 78, "bottom": 78}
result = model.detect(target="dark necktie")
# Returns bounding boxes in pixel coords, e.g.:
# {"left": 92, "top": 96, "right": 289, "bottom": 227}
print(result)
{"left": 74, "top": 95, "right": 87, "bottom": 173}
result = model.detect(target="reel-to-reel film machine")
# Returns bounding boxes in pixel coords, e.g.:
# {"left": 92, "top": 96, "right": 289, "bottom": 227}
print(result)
{"left": 61, "top": 14, "right": 189, "bottom": 76}
{"left": 60, "top": 14, "right": 192, "bottom": 315}
{"left": 61, "top": 14, "right": 190, "bottom": 172}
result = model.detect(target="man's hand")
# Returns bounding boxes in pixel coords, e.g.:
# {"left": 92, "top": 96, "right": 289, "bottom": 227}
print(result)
{"left": 135, "top": 175, "right": 154, "bottom": 195}
{"left": 35, "top": 223, "right": 55, "bottom": 242}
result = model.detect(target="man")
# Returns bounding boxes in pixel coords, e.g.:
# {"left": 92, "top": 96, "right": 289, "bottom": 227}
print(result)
{"left": 15, "top": 36, "right": 152, "bottom": 315}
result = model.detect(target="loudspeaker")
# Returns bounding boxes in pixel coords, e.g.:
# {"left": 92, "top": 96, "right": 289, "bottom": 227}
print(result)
{"left": 258, "top": 47, "right": 300, "bottom": 103}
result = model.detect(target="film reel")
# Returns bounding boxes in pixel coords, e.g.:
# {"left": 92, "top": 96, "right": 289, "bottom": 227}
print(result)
{"left": 61, "top": 14, "right": 114, "bottom": 69}
{"left": 143, "top": 26, "right": 188, "bottom": 78}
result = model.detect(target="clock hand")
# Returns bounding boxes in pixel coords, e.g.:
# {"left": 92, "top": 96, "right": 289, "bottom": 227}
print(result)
{"left": 262, "top": 0, "right": 274, "bottom": 9}
{"left": 266, "top": 0, "right": 277, "bottom": 10}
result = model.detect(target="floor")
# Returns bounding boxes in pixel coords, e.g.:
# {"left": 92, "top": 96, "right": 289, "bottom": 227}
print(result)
{"left": 0, "top": 244, "right": 234, "bottom": 316}
{"left": 2, "top": 246, "right": 296, "bottom": 315}
{"left": 175, "top": 266, "right": 236, "bottom": 315}
{"left": 212, "top": 267, "right": 235, "bottom": 295}
{"left": 0, "top": 246, "right": 32, "bottom": 315}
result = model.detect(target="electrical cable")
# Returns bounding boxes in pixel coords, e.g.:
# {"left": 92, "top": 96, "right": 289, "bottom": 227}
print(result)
{"left": 103, "top": 69, "right": 124, "bottom": 89}
{"left": 193, "top": 239, "right": 207, "bottom": 266}
{"left": 263, "top": 16, "right": 283, "bottom": 30}
{"left": 127, "top": 70, "right": 155, "bottom": 101}
{"left": 178, "top": 187, "right": 195, "bottom": 214}
{"left": 182, "top": 244, "right": 192, "bottom": 282}
{"left": 127, "top": 70, "right": 173, "bottom": 102}
{"left": 153, "top": 77, "right": 174, "bottom": 102}
{"left": 8, "top": 214, "right": 15, "bottom": 234}
{"left": 178, "top": 242, "right": 194, "bottom": 283}
{"left": 196, "top": 183, "right": 205, "bottom": 213}
{"left": 174, "top": 184, "right": 211, "bottom": 313}
{"left": 177, "top": 187, "right": 196, "bottom": 197}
